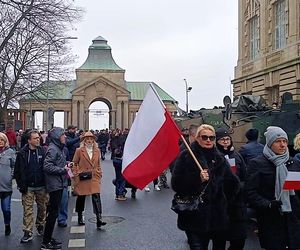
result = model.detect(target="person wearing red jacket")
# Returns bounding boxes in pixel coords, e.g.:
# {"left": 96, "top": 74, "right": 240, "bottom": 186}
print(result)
{"left": 5, "top": 127, "right": 17, "bottom": 151}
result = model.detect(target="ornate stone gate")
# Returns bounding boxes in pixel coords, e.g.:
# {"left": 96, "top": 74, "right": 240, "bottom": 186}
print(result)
{"left": 19, "top": 36, "right": 178, "bottom": 130}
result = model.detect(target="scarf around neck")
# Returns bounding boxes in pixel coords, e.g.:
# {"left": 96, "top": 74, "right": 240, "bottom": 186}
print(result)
{"left": 85, "top": 145, "right": 93, "bottom": 159}
{"left": 263, "top": 145, "right": 294, "bottom": 212}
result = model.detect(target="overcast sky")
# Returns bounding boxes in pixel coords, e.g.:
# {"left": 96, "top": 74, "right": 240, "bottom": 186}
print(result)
{"left": 37, "top": 0, "right": 239, "bottom": 129}
{"left": 68, "top": 0, "right": 238, "bottom": 111}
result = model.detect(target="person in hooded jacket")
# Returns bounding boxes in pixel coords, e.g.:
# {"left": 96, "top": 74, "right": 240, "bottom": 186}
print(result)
{"left": 58, "top": 125, "right": 80, "bottom": 227}
{"left": 41, "top": 127, "right": 71, "bottom": 250}
{"left": 215, "top": 127, "right": 247, "bottom": 250}
{"left": 171, "top": 124, "right": 240, "bottom": 250}
{"left": 246, "top": 126, "right": 300, "bottom": 250}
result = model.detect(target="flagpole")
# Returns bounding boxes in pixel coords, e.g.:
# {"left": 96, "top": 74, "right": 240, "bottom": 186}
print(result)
{"left": 180, "top": 135, "right": 203, "bottom": 171}
{"left": 149, "top": 84, "right": 203, "bottom": 172}
{"left": 149, "top": 83, "right": 167, "bottom": 108}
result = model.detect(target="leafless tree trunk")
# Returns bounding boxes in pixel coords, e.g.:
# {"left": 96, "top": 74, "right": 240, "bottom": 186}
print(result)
{"left": 0, "top": 0, "right": 83, "bottom": 125}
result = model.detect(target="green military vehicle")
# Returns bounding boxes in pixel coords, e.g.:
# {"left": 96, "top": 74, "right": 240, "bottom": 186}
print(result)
{"left": 174, "top": 92, "right": 300, "bottom": 154}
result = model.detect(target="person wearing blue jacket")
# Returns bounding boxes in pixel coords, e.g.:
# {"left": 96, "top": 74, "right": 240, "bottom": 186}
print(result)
{"left": 239, "top": 128, "right": 264, "bottom": 164}
{"left": 113, "top": 149, "right": 127, "bottom": 201}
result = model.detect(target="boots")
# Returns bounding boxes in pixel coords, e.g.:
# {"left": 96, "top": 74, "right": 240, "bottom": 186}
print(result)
{"left": 78, "top": 212, "right": 85, "bottom": 226}
{"left": 5, "top": 224, "right": 11, "bottom": 236}
{"left": 96, "top": 214, "right": 106, "bottom": 229}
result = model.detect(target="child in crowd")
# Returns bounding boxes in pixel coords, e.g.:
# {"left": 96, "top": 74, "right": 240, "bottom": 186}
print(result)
{"left": 112, "top": 148, "right": 137, "bottom": 200}
{"left": 112, "top": 149, "right": 127, "bottom": 201}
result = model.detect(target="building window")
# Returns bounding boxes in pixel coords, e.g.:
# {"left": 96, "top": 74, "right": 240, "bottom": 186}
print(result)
{"left": 244, "top": 0, "right": 260, "bottom": 61}
{"left": 249, "top": 16, "right": 259, "bottom": 59}
{"left": 274, "top": 0, "right": 287, "bottom": 49}
{"left": 268, "top": 86, "right": 279, "bottom": 105}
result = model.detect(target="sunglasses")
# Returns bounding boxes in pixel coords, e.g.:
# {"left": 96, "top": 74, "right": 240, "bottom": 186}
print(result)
{"left": 200, "top": 135, "right": 216, "bottom": 141}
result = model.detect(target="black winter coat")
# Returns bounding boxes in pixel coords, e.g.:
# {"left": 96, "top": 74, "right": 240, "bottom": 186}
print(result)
{"left": 171, "top": 142, "right": 240, "bottom": 235}
{"left": 14, "top": 145, "right": 46, "bottom": 193}
{"left": 246, "top": 155, "right": 300, "bottom": 249}
{"left": 218, "top": 148, "right": 247, "bottom": 240}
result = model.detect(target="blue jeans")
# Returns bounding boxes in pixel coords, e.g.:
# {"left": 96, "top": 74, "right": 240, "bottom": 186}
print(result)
{"left": 113, "top": 165, "right": 126, "bottom": 196}
{"left": 57, "top": 187, "right": 68, "bottom": 225}
{"left": 0, "top": 192, "right": 11, "bottom": 225}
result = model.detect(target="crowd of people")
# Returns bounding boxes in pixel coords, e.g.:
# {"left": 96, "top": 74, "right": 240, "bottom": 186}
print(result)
{"left": 0, "top": 125, "right": 133, "bottom": 250}
{"left": 171, "top": 125, "right": 300, "bottom": 250}
{"left": 0, "top": 124, "right": 300, "bottom": 250}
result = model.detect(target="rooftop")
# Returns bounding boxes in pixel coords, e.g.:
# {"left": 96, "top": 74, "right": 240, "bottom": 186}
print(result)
{"left": 125, "top": 82, "right": 176, "bottom": 102}
{"left": 78, "top": 36, "right": 124, "bottom": 71}
{"left": 23, "top": 80, "right": 176, "bottom": 102}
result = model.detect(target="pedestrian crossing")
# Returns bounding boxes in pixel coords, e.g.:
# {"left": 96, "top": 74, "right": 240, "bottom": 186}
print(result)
{"left": 68, "top": 239, "right": 86, "bottom": 248}
{"left": 68, "top": 208, "right": 85, "bottom": 248}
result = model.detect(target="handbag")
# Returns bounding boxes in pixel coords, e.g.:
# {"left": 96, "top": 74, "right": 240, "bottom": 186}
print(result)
{"left": 79, "top": 171, "right": 92, "bottom": 181}
{"left": 171, "top": 194, "right": 202, "bottom": 214}
{"left": 171, "top": 181, "right": 210, "bottom": 214}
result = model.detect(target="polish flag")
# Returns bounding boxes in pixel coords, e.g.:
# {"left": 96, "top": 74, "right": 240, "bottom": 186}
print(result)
{"left": 283, "top": 171, "right": 300, "bottom": 190}
{"left": 225, "top": 156, "right": 237, "bottom": 174}
{"left": 122, "top": 85, "right": 181, "bottom": 189}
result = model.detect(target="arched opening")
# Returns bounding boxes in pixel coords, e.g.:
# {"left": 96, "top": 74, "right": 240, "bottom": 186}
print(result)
{"left": 53, "top": 111, "right": 64, "bottom": 128}
{"left": 89, "top": 100, "right": 110, "bottom": 130}
{"left": 35, "top": 111, "right": 65, "bottom": 131}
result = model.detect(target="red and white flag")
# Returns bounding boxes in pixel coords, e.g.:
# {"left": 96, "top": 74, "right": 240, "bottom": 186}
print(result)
{"left": 122, "top": 85, "right": 181, "bottom": 189}
{"left": 225, "top": 155, "right": 237, "bottom": 174}
{"left": 283, "top": 171, "right": 300, "bottom": 190}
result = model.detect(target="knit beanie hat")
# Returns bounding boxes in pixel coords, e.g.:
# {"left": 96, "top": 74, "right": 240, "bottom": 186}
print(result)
{"left": 216, "top": 127, "right": 230, "bottom": 141}
{"left": 264, "top": 126, "right": 288, "bottom": 147}
{"left": 246, "top": 128, "right": 259, "bottom": 141}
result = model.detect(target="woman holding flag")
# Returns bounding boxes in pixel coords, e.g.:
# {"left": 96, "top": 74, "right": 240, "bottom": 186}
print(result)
{"left": 171, "top": 124, "right": 240, "bottom": 250}
{"left": 246, "top": 126, "right": 300, "bottom": 250}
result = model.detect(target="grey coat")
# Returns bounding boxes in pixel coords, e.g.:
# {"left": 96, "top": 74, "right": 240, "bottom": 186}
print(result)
{"left": 43, "top": 142, "right": 67, "bottom": 193}
{"left": 0, "top": 147, "right": 16, "bottom": 192}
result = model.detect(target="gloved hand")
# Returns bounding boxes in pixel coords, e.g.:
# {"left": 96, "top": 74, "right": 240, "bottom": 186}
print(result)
{"left": 269, "top": 200, "right": 282, "bottom": 209}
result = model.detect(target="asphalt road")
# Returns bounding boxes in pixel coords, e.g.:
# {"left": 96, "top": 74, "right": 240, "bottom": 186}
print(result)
{"left": 0, "top": 155, "right": 261, "bottom": 250}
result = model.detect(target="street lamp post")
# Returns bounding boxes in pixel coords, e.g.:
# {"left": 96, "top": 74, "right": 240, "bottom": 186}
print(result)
{"left": 183, "top": 79, "right": 192, "bottom": 113}
{"left": 46, "top": 44, "right": 50, "bottom": 131}
{"left": 45, "top": 36, "right": 77, "bottom": 131}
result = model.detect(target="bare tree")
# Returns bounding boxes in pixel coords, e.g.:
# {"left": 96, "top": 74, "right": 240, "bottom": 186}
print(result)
{"left": 0, "top": 0, "right": 83, "bottom": 124}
